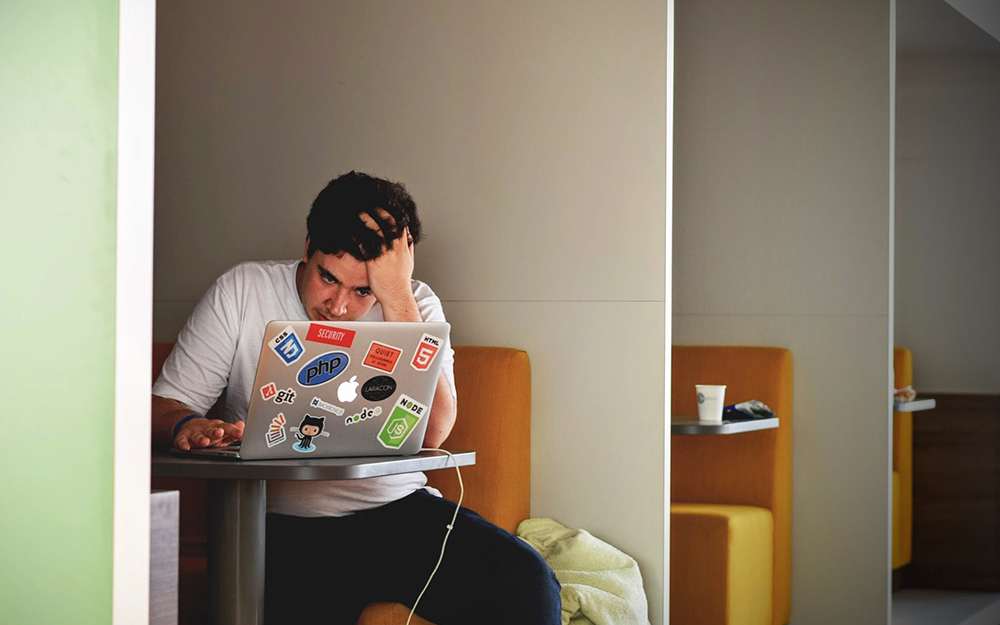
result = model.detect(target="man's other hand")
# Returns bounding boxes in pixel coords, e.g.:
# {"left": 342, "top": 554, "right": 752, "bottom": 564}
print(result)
{"left": 360, "top": 210, "right": 419, "bottom": 321}
{"left": 174, "top": 418, "right": 245, "bottom": 450}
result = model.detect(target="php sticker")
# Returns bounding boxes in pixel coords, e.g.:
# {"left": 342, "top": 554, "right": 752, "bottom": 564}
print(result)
{"left": 296, "top": 351, "right": 350, "bottom": 387}
{"left": 361, "top": 375, "right": 397, "bottom": 402}
{"left": 266, "top": 413, "right": 287, "bottom": 448}
{"left": 363, "top": 341, "right": 402, "bottom": 374}
{"left": 377, "top": 394, "right": 427, "bottom": 449}
{"left": 268, "top": 325, "right": 305, "bottom": 366}
{"left": 309, "top": 396, "right": 345, "bottom": 417}
{"left": 306, "top": 324, "right": 356, "bottom": 348}
{"left": 345, "top": 406, "right": 382, "bottom": 426}
{"left": 411, "top": 334, "right": 443, "bottom": 371}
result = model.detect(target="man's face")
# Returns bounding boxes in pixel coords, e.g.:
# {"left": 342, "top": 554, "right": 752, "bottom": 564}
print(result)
{"left": 297, "top": 241, "right": 378, "bottom": 322}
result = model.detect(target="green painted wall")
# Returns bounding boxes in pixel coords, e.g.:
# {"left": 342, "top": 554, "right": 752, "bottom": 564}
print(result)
{"left": 0, "top": 1, "right": 119, "bottom": 623}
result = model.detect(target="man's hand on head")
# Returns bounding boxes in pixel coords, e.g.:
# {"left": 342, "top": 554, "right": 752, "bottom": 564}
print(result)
{"left": 174, "top": 418, "right": 245, "bottom": 451}
{"left": 360, "top": 210, "right": 421, "bottom": 321}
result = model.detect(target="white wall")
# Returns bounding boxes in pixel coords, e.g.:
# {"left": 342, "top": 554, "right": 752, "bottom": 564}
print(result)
{"left": 154, "top": 0, "right": 668, "bottom": 620}
{"left": 895, "top": 51, "right": 1000, "bottom": 393}
{"left": 673, "top": 1, "right": 893, "bottom": 623}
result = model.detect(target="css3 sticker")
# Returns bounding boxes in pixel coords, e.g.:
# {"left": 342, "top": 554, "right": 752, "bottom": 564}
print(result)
{"left": 377, "top": 394, "right": 427, "bottom": 449}
{"left": 411, "top": 334, "right": 443, "bottom": 371}
{"left": 297, "top": 352, "right": 350, "bottom": 387}
{"left": 269, "top": 325, "right": 304, "bottom": 366}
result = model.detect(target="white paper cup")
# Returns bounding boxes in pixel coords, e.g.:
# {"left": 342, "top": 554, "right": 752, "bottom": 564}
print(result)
{"left": 696, "top": 384, "right": 726, "bottom": 424}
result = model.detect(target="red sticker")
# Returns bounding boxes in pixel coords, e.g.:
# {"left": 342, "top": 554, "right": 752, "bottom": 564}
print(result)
{"left": 260, "top": 382, "right": 277, "bottom": 401}
{"left": 306, "top": 324, "right": 356, "bottom": 348}
{"left": 363, "top": 341, "right": 402, "bottom": 374}
{"left": 411, "top": 333, "right": 443, "bottom": 371}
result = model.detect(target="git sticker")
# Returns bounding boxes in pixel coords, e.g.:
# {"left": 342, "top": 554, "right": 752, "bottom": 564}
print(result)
{"left": 268, "top": 325, "right": 304, "bottom": 366}
{"left": 260, "top": 382, "right": 277, "bottom": 401}
{"left": 266, "top": 413, "right": 287, "bottom": 448}
{"left": 411, "top": 334, "right": 443, "bottom": 371}
{"left": 363, "top": 341, "right": 402, "bottom": 374}
{"left": 377, "top": 394, "right": 427, "bottom": 449}
{"left": 261, "top": 383, "right": 296, "bottom": 405}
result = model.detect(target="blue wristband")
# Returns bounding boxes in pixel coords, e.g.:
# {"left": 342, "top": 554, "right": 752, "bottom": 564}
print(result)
{"left": 173, "top": 413, "right": 206, "bottom": 439}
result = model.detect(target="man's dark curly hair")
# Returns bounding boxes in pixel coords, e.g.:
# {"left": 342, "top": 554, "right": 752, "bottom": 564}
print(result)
{"left": 306, "top": 171, "right": 423, "bottom": 261}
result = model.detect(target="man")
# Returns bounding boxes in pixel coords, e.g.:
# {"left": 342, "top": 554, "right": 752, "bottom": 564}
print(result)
{"left": 151, "top": 171, "right": 561, "bottom": 624}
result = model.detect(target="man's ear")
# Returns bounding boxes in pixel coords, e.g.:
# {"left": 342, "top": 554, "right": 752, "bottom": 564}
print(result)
{"left": 302, "top": 237, "right": 311, "bottom": 263}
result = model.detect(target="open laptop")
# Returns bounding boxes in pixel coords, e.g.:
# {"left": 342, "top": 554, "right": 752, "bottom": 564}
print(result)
{"left": 180, "top": 320, "right": 450, "bottom": 459}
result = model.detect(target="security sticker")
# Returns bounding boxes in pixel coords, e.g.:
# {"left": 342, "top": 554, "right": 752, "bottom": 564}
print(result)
{"left": 266, "top": 413, "right": 287, "bottom": 448}
{"left": 345, "top": 406, "right": 382, "bottom": 426}
{"left": 260, "top": 382, "right": 278, "bottom": 401}
{"left": 306, "top": 324, "right": 356, "bottom": 348}
{"left": 363, "top": 341, "right": 402, "bottom": 374}
{"left": 377, "top": 394, "right": 427, "bottom": 449}
{"left": 268, "top": 325, "right": 305, "bottom": 366}
{"left": 309, "top": 396, "right": 345, "bottom": 417}
{"left": 291, "top": 414, "right": 330, "bottom": 453}
{"left": 296, "top": 351, "right": 350, "bottom": 387}
{"left": 410, "top": 334, "right": 443, "bottom": 371}
{"left": 361, "top": 375, "right": 397, "bottom": 402}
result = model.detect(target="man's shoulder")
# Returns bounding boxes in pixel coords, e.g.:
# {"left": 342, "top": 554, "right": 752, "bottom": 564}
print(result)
{"left": 215, "top": 259, "right": 298, "bottom": 289}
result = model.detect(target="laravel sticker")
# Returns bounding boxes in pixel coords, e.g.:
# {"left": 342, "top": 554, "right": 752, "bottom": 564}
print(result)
{"left": 411, "top": 334, "right": 443, "bottom": 371}
{"left": 363, "top": 341, "right": 402, "bottom": 374}
{"left": 306, "top": 324, "right": 356, "bottom": 348}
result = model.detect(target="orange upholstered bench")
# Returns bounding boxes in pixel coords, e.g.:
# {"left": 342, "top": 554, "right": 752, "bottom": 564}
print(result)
{"left": 671, "top": 346, "right": 793, "bottom": 625}
{"left": 152, "top": 343, "right": 532, "bottom": 625}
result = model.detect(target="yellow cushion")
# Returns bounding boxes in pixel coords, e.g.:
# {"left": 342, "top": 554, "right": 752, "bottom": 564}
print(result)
{"left": 671, "top": 504, "right": 774, "bottom": 625}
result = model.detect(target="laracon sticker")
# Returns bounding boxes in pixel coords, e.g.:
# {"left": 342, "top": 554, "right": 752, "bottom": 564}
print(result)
{"left": 306, "top": 324, "right": 356, "bottom": 348}
{"left": 266, "top": 413, "right": 287, "bottom": 448}
{"left": 363, "top": 341, "right": 402, "bottom": 374}
{"left": 361, "top": 375, "right": 397, "bottom": 402}
{"left": 297, "top": 351, "right": 350, "bottom": 387}
{"left": 260, "top": 382, "right": 277, "bottom": 401}
{"left": 291, "top": 414, "right": 330, "bottom": 453}
{"left": 309, "top": 397, "right": 345, "bottom": 417}
{"left": 268, "top": 325, "right": 305, "bottom": 366}
{"left": 345, "top": 406, "right": 382, "bottom": 426}
{"left": 410, "top": 334, "right": 443, "bottom": 371}
{"left": 377, "top": 394, "right": 427, "bottom": 449}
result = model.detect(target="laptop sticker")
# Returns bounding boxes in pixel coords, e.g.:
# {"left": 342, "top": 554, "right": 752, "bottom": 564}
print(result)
{"left": 268, "top": 325, "right": 305, "bottom": 366}
{"left": 273, "top": 388, "right": 297, "bottom": 405}
{"left": 410, "top": 334, "right": 443, "bottom": 371}
{"left": 363, "top": 341, "right": 402, "bottom": 374}
{"left": 309, "top": 396, "right": 345, "bottom": 417}
{"left": 345, "top": 406, "right": 381, "bottom": 426}
{"left": 361, "top": 375, "right": 397, "bottom": 402}
{"left": 377, "top": 394, "right": 427, "bottom": 449}
{"left": 266, "top": 413, "right": 287, "bottom": 448}
{"left": 260, "top": 382, "right": 278, "bottom": 401}
{"left": 306, "top": 324, "right": 356, "bottom": 348}
{"left": 296, "top": 351, "right": 350, "bottom": 387}
{"left": 337, "top": 375, "right": 360, "bottom": 403}
{"left": 291, "top": 414, "right": 329, "bottom": 453}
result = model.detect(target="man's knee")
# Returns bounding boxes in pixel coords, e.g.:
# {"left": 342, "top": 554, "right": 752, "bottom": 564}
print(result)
{"left": 501, "top": 537, "right": 562, "bottom": 621}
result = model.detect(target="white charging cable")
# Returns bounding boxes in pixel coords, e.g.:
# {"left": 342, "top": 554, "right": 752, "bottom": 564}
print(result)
{"left": 406, "top": 448, "right": 465, "bottom": 625}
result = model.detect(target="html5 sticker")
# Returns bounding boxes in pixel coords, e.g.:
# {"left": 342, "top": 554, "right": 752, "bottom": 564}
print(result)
{"left": 410, "top": 334, "right": 443, "bottom": 371}
{"left": 363, "top": 341, "right": 402, "bottom": 374}
{"left": 306, "top": 324, "right": 356, "bottom": 348}
{"left": 268, "top": 325, "right": 305, "bottom": 366}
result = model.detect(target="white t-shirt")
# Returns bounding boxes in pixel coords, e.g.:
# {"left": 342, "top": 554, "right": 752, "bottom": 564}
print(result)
{"left": 153, "top": 259, "right": 456, "bottom": 517}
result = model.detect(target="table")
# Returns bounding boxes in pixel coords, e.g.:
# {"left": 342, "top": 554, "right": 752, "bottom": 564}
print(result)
{"left": 151, "top": 449, "right": 476, "bottom": 625}
{"left": 894, "top": 398, "right": 937, "bottom": 412}
{"left": 671, "top": 415, "right": 780, "bottom": 435}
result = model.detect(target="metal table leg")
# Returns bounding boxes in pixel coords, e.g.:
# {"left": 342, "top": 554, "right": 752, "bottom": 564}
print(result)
{"left": 208, "top": 479, "right": 266, "bottom": 625}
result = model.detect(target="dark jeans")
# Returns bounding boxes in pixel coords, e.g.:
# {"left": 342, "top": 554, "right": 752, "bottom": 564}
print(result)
{"left": 264, "top": 489, "right": 562, "bottom": 625}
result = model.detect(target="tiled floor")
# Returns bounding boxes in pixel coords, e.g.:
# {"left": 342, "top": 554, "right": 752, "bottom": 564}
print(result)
{"left": 893, "top": 589, "right": 1000, "bottom": 625}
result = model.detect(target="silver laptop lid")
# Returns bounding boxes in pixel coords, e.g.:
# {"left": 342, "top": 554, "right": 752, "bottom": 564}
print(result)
{"left": 236, "top": 320, "right": 450, "bottom": 460}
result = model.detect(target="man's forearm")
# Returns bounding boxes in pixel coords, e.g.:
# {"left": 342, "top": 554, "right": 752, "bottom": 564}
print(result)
{"left": 151, "top": 394, "right": 198, "bottom": 448}
{"left": 423, "top": 372, "right": 457, "bottom": 449}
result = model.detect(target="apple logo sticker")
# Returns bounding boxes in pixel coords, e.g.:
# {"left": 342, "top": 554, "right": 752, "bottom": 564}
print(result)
{"left": 338, "top": 375, "right": 359, "bottom": 402}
